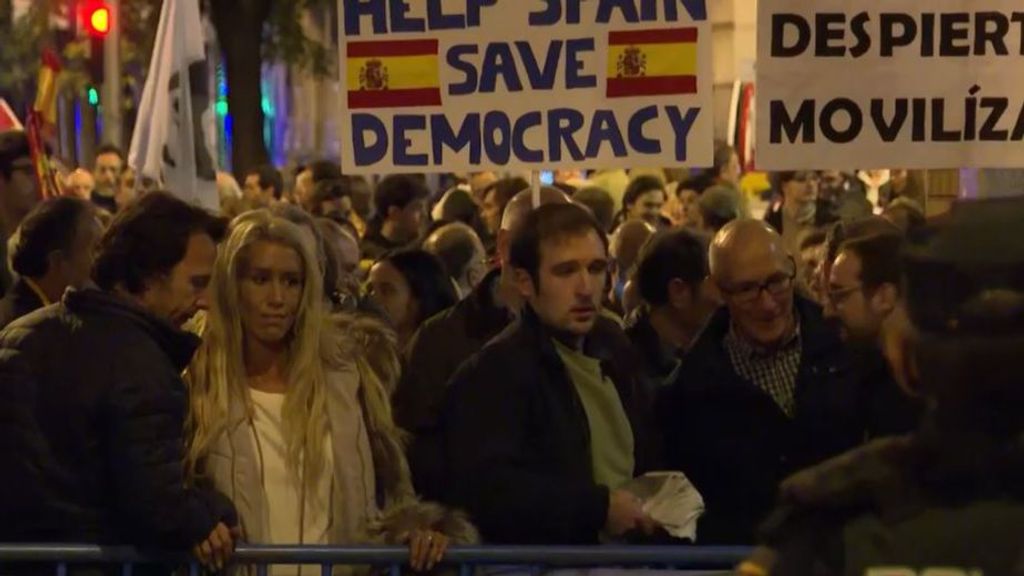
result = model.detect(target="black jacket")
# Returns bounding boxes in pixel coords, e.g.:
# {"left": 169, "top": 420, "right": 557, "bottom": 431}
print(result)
{"left": 658, "top": 297, "right": 864, "bottom": 544}
{"left": 0, "top": 277, "right": 45, "bottom": 330}
{"left": 624, "top": 309, "right": 683, "bottom": 402}
{"left": 438, "top": 307, "right": 652, "bottom": 544}
{"left": 398, "top": 269, "right": 512, "bottom": 499}
{"left": 0, "top": 289, "right": 236, "bottom": 547}
{"left": 396, "top": 269, "right": 511, "bottom": 434}
{"left": 852, "top": 346, "right": 923, "bottom": 439}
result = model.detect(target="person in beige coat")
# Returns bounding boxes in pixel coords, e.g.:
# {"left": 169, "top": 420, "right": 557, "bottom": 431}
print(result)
{"left": 185, "top": 210, "right": 477, "bottom": 575}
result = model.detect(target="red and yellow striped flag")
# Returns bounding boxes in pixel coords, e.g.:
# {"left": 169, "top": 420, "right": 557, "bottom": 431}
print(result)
{"left": 607, "top": 28, "right": 698, "bottom": 98}
{"left": 347, "top": 39, "right": 441, "bottom": 109}
{"left": 33, "top": 50, "right": 61, "bottom": 126}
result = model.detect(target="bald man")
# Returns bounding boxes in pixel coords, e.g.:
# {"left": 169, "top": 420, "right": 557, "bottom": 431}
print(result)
{"left": 423, "top": 222, "right": 488, "bottom": 298}
{"left": 658, "top": 219, "right": 864, "bottom": 545}
{"left": 66, "top": 169, "right": 96, "bottom": 200}
{"left": 397, "top": 186, "right": 571, "bottom": 497}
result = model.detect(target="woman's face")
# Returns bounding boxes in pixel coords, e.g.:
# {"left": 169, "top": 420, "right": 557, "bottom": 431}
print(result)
{"left": 678, "top": 188, "right": 701, "bottom": 228}
{"left": 627, "top": 189, "right": 666, "bottom": 225}
{"left": 367, "top": 260, "right": 417, "bottom": 333}
{"left": 238, "top": 241, "right": 305, "bottom": 347}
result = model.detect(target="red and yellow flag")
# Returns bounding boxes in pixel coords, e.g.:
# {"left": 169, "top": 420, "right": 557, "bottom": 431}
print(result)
{"left": 607, "top": 28, "right": 698, "bottom": 98}
{"left": 347, "top": 39, "right": 441, "bottom": 109}
{"left": 33, "top": 50, "right": 62, "bottom": 126}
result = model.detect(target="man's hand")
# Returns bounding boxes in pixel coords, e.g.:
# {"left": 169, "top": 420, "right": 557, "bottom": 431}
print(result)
{"left": 605, "top": 489, "right": 657, "bottom": 536}
{"left": 193, "top": 522, "right": 236, "bottom": 570}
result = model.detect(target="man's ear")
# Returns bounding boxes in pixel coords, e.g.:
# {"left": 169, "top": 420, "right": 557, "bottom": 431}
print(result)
{"left": 387, "top": 205, "right": 401, "bottom": 221}
{"left": 871, "top": 283, "right": 899, "bottom": 316}
{"left": 513, "top": 268, "right": 535, "bottom": 300}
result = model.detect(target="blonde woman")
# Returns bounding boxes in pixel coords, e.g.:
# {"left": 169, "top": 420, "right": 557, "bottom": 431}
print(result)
{"left": 185, "top": 210, "right": 476, "bottom": 575}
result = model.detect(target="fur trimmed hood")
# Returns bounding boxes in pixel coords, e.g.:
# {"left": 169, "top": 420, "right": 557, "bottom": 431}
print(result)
{"left": 323, "top": 311, "right": 480, "bottom": 545}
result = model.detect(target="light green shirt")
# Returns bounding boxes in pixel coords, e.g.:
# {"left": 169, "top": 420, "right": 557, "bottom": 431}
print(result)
{"left": 553, "top": 339, "right": 635, "bottom": 489}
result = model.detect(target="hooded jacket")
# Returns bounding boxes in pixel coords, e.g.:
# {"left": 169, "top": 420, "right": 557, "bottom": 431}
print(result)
{"left": 0, "top": 288, "right": 236, "bottom": 547}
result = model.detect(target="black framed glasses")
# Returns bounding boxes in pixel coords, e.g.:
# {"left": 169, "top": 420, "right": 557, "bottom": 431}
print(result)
{"left": 719, "top": 256, "right": 797, "bottom": 305}
{"left": 827, "top": 284, "right": 863, "bottom": 306}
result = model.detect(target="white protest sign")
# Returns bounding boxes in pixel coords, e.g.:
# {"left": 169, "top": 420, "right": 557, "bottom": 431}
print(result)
{"left": 338, "top": 0, "right": 713, "bottom": 174}
{"left": 757, "top": 0, "right": 1024, "bottom": 170}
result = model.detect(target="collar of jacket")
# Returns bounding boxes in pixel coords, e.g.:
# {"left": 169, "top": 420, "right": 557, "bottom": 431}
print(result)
{"left": 63, "top": 287, "right": 200, "bottom": 371}
{"left": 626, "top": 308, "right": 682, "bottom": 378}
{"left": 685, "top": 295, "right": 838, "bottom": 389}
{"left": 517, "top": 304, "right": 618, "bottom": 367}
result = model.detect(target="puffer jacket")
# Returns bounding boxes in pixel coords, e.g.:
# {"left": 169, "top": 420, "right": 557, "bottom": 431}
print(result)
{"left": 0, "top": 288, "right": 235, "bottom": 547}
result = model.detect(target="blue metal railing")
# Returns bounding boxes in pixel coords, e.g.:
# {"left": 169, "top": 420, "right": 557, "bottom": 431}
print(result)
{"left": 0, "top": 545, "right": 751, "bottom": 575}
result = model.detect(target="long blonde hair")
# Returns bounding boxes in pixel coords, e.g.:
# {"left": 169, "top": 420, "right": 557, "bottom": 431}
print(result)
{"left": 186, "top": 209, "right": 330, "bottom": 494}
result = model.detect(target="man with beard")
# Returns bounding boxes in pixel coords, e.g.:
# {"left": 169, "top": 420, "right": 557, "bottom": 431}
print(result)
{"left": 827, "top": 232, "right": 923, "bottom": 438}
{"left": 739, "top": 196, "right": 1024, "bottom": 576}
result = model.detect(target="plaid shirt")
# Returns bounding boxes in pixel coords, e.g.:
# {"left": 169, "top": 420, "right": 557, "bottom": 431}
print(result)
{"left": 723, "top": 319, "right": 802, "bottom": 417}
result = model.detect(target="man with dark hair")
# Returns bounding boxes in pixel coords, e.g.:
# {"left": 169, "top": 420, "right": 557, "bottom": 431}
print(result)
{"left": 423, "top": 222, "right": 487, "bottom": 299}
{"left": 92, "top": 143, "right": 124, "bottom": 213}
{"left": 0, "top": 197, "right": 101, "bottom": 328}
{"left": 820, "top": 216, "right": 902, "bottom": 306}
{"left": 828, "top": 233, "right": 922, "bottom": 437}
{"left": 659, "top": 220, "right": 864, "bottom": 544}
{"left": 573, "top": 186, "right": 616, "bottom": 232}
{"left": 797, "top": 227, "right": 829, "bottom": 303}
{"left": 397, "top": 187, "right": 570, "bottom": 497}
{"left": 362, "top": 174, "right": 429, "bottom": 260}
{"left": 307, "top": 179, "right": 354, "bottom": 221}
{"left": 627, "top": 229, "right": 717, "bottom": 394}
{"left": 243, "top": 164, "right": 284, "bottom": 206}
{"left": 0, "top": 192, "right": 237, "bottom": 566}
{"left": 480, "top": 176, "right": 529, "bottom": 238}
{"left": 439, "top": 203, "right": 656, "bottom": 544}
{"left": 741, "top": 197, "right": 1024, "bottom": 576}
{"left": 0, "top": 131, "right": 41, "bottom": 295}
{"left": 765, "top": 171, "right": 838, "bottom": 265}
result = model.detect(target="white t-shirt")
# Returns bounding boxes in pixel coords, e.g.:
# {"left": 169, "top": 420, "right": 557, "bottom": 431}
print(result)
{"left": 250, "top": 389, "right": 333, "bottom": 576}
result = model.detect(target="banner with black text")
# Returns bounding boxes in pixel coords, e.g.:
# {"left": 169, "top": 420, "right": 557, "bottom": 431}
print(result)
{"left": 757, "top": 0, "right": 1024, "bottom": 169}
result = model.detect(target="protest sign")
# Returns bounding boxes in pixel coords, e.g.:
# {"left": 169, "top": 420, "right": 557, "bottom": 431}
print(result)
{"left": 338, "top": 0, "right": 713, "bottom": 174}
{"left": 757, "top": 0, "right": 1024, "bottom": 170}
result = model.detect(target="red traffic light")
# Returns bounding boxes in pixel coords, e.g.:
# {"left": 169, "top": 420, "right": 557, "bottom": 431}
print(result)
{"left": 81, "top": 2, "right": 111, "bottom": 37}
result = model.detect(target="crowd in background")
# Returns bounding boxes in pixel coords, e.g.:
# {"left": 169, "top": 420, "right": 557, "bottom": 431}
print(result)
{"left": 1, "top": 125, "right": 1020, "bottom": 575}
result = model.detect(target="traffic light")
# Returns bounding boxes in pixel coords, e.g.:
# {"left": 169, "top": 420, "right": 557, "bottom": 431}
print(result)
{"left": 80, "top": 2, "right": 111, "bottom": 38}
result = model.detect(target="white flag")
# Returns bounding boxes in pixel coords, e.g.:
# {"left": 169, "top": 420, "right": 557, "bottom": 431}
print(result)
{"left": 129, "top": 0, "right": 218, "bottom": 212}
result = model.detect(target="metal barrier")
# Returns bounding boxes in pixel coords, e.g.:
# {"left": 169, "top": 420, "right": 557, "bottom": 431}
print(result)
{"left": 0, "top": 545, "right": 751, "bottom": 576}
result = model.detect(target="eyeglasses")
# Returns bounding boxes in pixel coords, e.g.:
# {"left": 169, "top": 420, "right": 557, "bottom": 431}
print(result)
{"left": 719, "top": 257, "right": 797, "bottom": 305}
{"left": 827, "top": 284, "right": 863, "bottom": 306}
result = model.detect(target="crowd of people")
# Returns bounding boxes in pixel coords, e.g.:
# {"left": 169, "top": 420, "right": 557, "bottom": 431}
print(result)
{"left": 0, "top": 126, "right": 1021, "bottom": 575}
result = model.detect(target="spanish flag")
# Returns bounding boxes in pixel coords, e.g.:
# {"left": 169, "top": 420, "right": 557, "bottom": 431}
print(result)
{"left": 347, "top": 39, "right": 442, "bottom": 109}
{"left": 607, "top": 28, "right": 698, "bottom": 98}
{"left": 33, "top": 50, "right": 61, "bottom": 126}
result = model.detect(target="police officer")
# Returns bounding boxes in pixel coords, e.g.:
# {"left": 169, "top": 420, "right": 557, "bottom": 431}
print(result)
{"left": 738, "top": 197, "right": 1024, "bottom": 576}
